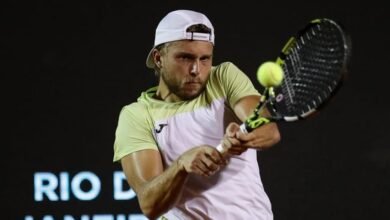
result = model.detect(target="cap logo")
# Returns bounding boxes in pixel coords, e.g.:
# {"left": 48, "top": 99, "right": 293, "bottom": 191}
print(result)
{"left": 187, "top": 32, "right": 212, "bottom": 41}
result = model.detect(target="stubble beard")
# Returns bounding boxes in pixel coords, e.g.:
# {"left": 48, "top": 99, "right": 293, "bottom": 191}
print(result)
{"left": 161, "top": 71, "right": 208, "bottom": 101}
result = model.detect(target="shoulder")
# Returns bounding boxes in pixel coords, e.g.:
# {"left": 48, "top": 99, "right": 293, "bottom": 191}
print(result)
{"left": 117, "top": 103, "right": 145, "bottom": 125}
{"left": 120, "top": 87, "right": 156, "bottom": 116}
{"left": 211, "top": 62, "right": 246, "bottom": 80}
{"left": 121, "top": 102, "right": 145, "bottom": 114}
{"left": 118, "top": 91, "right": 154, "bottom": 125}
{"left": 212, "top": 61, "right": 240, "bottom": 73}
{"left": 210, "top": 61, "right": 248, "bottom": 83}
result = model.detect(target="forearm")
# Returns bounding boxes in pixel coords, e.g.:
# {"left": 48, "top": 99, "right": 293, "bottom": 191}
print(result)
{"left": 124, "top": 146, "right": 223, "bottom": 218}
{"left": 138, "top": 159, "right": 188, "bottom": 219}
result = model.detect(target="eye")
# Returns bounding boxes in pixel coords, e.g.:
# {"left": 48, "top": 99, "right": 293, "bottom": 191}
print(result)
{"left": 181, "top": 55, "right": 193, "bottom": 60}
{"left": 200, "top": 56, "right": 211, "bottom": 62}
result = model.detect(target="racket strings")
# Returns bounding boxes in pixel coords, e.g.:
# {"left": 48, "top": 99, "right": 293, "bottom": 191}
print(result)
{"left": 277, "top": 20, "right": 347, "bottom": 116}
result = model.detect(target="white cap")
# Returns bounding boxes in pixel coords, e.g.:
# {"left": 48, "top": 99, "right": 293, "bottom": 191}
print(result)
{"left": 146, "top": 10, "right": 215, "bottom": 68}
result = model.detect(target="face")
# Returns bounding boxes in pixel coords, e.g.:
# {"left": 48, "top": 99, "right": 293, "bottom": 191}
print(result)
{"left": 156, "top": 40, "right": 213, "bottom": 101}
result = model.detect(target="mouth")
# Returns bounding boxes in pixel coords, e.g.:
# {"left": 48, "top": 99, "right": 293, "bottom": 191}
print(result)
{"left": 183, "top": 81, "right": 202, "bottom": 91}
{"left": 184, "top": 79, "right": 201, "bottom": 85}
{"left": 185, "top": 81, "right": 200, "bottom": 85}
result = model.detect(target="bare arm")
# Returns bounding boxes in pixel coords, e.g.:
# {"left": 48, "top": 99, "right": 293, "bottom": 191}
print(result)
{"left": 121, "top": 149, "right": 186, "bottom": 219}
{"left": 121, "top": 146, "right": 225, "bottom": 219}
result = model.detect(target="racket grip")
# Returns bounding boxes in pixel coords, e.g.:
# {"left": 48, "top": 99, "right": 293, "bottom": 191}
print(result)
{"left": 216, "top": 123, "right": 250, "bottom": 155}
{"left": 216, "top": 143, "right": 226, "bottom": 154}
{"left": 239, "top": 123, "right": 250, "bottom": 134}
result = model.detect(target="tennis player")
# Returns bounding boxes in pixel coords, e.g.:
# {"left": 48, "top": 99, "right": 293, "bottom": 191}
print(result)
{"left": 113, "top": 9, "right": 280, "bottom": 220}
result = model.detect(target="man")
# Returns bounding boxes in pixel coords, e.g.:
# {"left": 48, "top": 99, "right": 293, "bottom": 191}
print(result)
{"left": 113, "top": 9, "right": 280, "bottom": 220}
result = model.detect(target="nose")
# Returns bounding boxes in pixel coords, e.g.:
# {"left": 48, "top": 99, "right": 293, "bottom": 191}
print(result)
{"left": 190, "top": 61, "right": 199, "bottom": 76}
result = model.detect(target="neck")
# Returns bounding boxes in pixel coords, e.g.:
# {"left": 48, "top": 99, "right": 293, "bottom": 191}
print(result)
{"left": 155, "top": 89, "right": 172, "bottom": 101}
{"left": 155, "top": 80, "right": 180, "bottom": 102}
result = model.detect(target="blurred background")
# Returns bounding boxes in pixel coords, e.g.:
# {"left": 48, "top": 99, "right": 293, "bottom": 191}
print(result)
{"left": 2, "top": 1, "right": 389, "bottom": 219}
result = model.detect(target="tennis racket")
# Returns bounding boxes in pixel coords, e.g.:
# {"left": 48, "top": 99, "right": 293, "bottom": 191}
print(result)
{"left": 216, "top": 18, "right": 351, "bottom": 154}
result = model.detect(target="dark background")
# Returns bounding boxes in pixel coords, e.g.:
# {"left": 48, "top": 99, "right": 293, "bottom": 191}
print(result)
{"left": 3, "top": 1, "right": 389, "bottom": 219}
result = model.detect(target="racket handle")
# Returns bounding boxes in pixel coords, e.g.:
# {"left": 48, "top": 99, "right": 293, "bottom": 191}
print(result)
{"left": 239, "top": 123, "right": 249, "bottom": 134}
{"left": 216, "top": 123, "right": 250, "bottom": 155}
{"left": 216, "top": 143, "right": 226, "bottom": 154}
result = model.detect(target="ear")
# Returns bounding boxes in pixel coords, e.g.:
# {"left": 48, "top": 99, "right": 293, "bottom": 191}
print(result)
{"left": 152, "top": 49, "right": 162, "bottom": 68}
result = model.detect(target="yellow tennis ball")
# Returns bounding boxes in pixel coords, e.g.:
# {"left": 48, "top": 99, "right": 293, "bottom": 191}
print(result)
{"left": 256, "top": 61, "right": 284, "bottom": 87}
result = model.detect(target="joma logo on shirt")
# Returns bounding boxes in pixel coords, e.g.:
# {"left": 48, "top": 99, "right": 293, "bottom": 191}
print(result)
{"left": 155, "top": 123, "right": 168, "bottom": 133}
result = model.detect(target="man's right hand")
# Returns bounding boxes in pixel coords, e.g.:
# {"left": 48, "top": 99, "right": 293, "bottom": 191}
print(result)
{"left": 178, "top": 146, "right": 227, "bottom": 177}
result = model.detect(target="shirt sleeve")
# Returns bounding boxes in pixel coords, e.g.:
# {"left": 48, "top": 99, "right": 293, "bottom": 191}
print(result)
{"left": 113, "top": 104, "right": 158, "bottom": 162}
{"left": 217, "top": 62, "right": 260, "bottom": 108}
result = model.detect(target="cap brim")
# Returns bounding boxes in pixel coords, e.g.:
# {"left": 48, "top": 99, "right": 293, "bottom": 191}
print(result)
{"left": 146, "top": 47, "right": 155, "bottom": 68}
